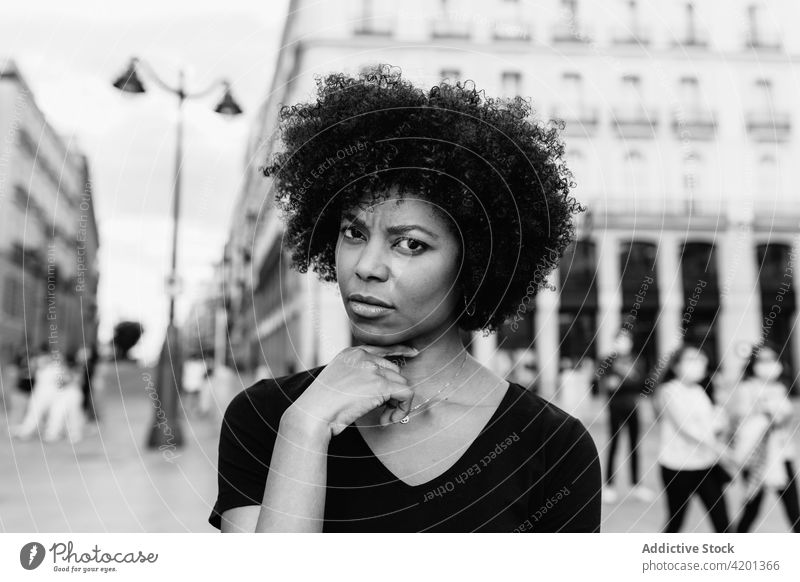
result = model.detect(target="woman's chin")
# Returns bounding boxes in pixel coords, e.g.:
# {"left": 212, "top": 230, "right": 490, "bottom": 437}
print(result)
{"left": 350, "top": 326, "right": 412, "bottom": 346}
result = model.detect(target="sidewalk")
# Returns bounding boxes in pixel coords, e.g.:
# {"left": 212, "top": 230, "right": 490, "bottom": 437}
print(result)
{"left": 1, "top": 361, "right": 224, "bottom": 532}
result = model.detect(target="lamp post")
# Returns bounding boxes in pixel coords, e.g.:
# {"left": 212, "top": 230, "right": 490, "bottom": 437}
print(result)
{"left": 112, "top": 57, "right": 243, "bottom": 450}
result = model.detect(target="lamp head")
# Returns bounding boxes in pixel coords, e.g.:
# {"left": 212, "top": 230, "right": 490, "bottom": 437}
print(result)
{"left": 112, "top": 59, "right": 146, "bottom": 94}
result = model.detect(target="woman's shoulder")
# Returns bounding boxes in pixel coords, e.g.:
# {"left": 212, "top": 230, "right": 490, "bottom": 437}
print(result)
{"left": 503, "top": 382, "right": 596, "bottom": 446}
{"left": 224, "top": 365, "right": 327, "bottom": 424}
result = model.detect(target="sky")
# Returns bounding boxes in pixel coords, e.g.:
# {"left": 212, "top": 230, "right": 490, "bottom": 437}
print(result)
{"left": 1, "top": 0, "right": 290, "bottom": 361}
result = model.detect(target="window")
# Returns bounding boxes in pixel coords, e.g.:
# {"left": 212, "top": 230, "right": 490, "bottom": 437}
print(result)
{"left": 621, "top": 74, "right": 643, "bottom": 112}
{"left": 747, "top": 4, "right": 781, "bottom": 48}
{"left": 754, "top": 78, "right": 774, "bottom": 112}
{"left": 355, "top": 0, "right": 394, "bottom": 35}
{"left": 622, "top": 150, "right": 648, "bottom": 197}
{"left": 2, "top": 276, "right": 23, "bottom": 318}
{"left": 679, "top": 77, "right": 700, "bottom": 109}
{"left": 758, "top": 154, "right": 779, "bottom": 199}
{"left": 682, "top": 152, "right": 702, "bottom": 198}
{"left": 566, "top": 149, "right": 587, "bottom": 192}
{"left": 620, "top": 0, "right": 647, "bottom": 43}
{"left": 501, "top": 71, "right": 521, "bottom": 97}
{"left": 563, "top": 72, "right": 584, "bottom": 111}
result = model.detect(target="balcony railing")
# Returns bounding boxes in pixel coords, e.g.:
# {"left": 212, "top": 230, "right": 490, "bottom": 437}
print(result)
{"left": 612, "top": 25, "right": 651, "bottom": 46}
{"left": 552, "top": 21, "right": 590, "bottom": 43}
{"left": 611, "top": 107, "right": 658, "bottom": 138}
{"left": 597, "top": 196, "right": 724, "bottom": 218}
{"left": 672, "top": 29, "right": 709, "bottom": 48}
{"left": 672, "top": 109, "right": 717, "bottom": 140}
{"left": 353, "top": 16, "right": 395, "bottom": 37}
{"left": 492, "top": 19, "right": 531, "bottom": 42}
{"left": 550, "top": 106, "right": 600, "bottom": 137}
{"left": 432, "top": 17, "right": 471, "bottom": 39}
{"left": 745, "top": 31, "right": 782, "bottom": 51}
{"left": 746, "top": 110, "right": 792, "bottom": 142}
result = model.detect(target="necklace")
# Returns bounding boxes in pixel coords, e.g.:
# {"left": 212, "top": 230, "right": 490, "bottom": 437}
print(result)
{"left": 397, "top": 352, "right": 469, "bottom": 424}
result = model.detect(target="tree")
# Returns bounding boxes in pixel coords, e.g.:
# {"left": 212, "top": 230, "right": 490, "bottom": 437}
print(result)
{"left": 113, "top": 321, "right": 144, "bottom": 360}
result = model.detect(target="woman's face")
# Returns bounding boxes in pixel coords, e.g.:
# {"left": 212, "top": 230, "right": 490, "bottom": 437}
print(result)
{"left": 675, "top": 347, "right": 708, "bottom": 384}
{"left": 336, "top": 192, "right": 463, "bottom": 346}
{"left": 753, "top": 347, "right": 783, "bottom": 381}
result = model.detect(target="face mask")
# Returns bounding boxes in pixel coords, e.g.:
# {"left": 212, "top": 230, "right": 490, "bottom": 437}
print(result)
{"left": 753, "top": 361, "right": 782, "bottom": 381}
{"left": 679, "top": 360, "right": 707, "bottom": 384}
{"left": 614, "top": 335, "right": 633, "bottom": 354}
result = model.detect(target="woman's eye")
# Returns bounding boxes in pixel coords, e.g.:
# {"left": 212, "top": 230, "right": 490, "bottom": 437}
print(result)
{"left": 395, "top": 237, "right": 427, "bottom": 254}
{"left": 340, "top": 225, "right": 364, "bottom": 240}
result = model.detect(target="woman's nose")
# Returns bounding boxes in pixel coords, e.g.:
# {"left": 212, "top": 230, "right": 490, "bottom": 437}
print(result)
{"left": 354, "top": 239, "right": 389, "bottom": 281}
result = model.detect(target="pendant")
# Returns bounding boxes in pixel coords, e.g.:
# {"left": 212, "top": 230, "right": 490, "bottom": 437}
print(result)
{"left": 399, "top": 415, "right": 410, "bottom": 424}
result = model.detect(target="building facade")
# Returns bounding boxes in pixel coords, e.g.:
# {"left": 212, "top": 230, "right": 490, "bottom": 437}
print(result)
{"left": 224, "top": 0, "right": 800, "bottom": 394}
{"left": 0, "top": 59, "right": 101, "bottom": 366}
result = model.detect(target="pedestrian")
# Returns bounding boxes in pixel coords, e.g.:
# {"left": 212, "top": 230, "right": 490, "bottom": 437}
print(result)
{"left": 11, "top": 349, "right": 66, "bottom": 440}
{"left": 597, "top": 325, "right": 655, "bottom": 503}
{"left": 78, "top": 344, "right": 100, "bottom": 421}
{"left": 653, "top": 342, "right": 732, "bottom": 533}
{"left": 728, "top": 341, "right": 799, "bottom": 532}
{"left": 209, "top": 65, "right": 601, "bottom": 532}
{"left": 43, "top": 352, "right": 86, "bottom": 443}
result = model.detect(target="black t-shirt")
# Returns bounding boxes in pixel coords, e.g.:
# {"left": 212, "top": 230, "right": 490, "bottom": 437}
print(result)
{"left": 209, "top": 365, "right": 601, "bottom": 532}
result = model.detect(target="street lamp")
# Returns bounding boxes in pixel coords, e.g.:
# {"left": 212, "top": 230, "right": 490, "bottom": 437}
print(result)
{"left": 112, "top": 57, "right": 243, "bottom": 450}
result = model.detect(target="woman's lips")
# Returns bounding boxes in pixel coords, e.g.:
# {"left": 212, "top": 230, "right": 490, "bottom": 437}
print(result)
{"left": 348, "top": 299, "right": 395, "bottom": 318}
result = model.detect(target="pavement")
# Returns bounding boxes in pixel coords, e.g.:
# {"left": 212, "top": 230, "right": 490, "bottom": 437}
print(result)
{"left": 1, "top": 363, "right": 798, "bottom": 532}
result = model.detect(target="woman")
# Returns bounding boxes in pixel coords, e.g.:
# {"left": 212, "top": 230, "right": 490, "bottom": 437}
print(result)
{"left": 728, "top": 342, "right": 799, "bottom": 532}
{"left": 209, "top": 66, "right": 601, "bottom": 532}
{"left": 653, "top": 343, "right": 731, "bottom": 532}
{"left": 596, "top": 326, "right": 654, "bottom": 504}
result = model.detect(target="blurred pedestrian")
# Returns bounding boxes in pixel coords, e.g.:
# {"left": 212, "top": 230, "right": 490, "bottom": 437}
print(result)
{"left": 728, "top": 341, "right": 799, "bottom": 532}
{"left": 11, "top": 349, "right": 66, "bottom": 440}
{"left": 43, "top": 352, "right": 86, "bottom": 443}
{"left": 78, "top": 344, "right": 100, "bottom": 422}
{"left": 653, "top": 343, "right": 732, "bottom": 532}
{"left": 597, "top": 326, "right": 654, "bottom": 503}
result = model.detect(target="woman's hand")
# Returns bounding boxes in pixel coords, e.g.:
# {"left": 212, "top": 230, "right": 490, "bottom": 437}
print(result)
{"left": 283, "top": 344, "right": 420, "bottom": 438}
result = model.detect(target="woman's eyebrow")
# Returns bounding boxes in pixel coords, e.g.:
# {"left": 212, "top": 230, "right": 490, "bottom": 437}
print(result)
{"left": 341, "top": 213, "right": 439, "bottom": 240}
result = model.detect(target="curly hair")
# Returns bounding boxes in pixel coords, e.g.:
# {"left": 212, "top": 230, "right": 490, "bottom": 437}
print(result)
{"left": 262, "top": 64, "right": 584, "bottom": 333}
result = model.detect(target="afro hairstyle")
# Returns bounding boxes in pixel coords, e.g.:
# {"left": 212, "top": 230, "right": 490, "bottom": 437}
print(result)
{"left": 262, "top": 64, "right": 584, "bottom": 333}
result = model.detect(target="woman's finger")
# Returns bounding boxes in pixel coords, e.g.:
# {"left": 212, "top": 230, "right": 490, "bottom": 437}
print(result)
{"left": 378, "top": 386, "right": 415, "bottom": 426}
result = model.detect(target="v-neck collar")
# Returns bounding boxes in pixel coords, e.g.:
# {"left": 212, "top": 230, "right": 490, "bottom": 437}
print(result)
{"left": 348, "top": 380, "right": 517, "bottom": 489}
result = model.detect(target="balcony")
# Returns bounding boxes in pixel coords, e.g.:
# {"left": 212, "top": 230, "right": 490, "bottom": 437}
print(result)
{"left": 595, "top": 196, "right": 726, "bottom": 229}
{"left": 672, "top": 29, "right": 709, "bottom": 49}
{"left": 431, "top": 16, "right": 471, "bottom": 39}
{"left": 550, "top": 106, "right": 600, "bottom": 137}
{"left": 753, "top": 198, "right": 800, "bottom": 232}
{"left": 611, "top": 108, "right": 658, "bottom": 139}
{"left": 552, "top": 21, "right": 590, "bottom": 44}
{"left": 746, "top": 110, "right": 792, "bottom": 142}
{"left": 672, "top": 108, "right": 717, "bottom": 141}
{"left": 612, "top": 25, "right": 651, "bottom": 47}
{"left": 745, "top": 31, "right": 782, "bottom": 51}
{"left": 492, "top": 19, "right": 531, "bottom": 42}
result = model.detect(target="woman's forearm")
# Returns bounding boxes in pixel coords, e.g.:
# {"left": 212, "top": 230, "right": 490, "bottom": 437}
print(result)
{"left": 255, "top": 410, "right": 331, "bottom": 532}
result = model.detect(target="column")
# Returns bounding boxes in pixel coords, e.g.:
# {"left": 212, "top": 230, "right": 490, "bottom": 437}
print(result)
{"left": 655, "top": 232, "right": 684, "bottom": 359}
{"left": 470, "top": 331, "right": 497, "bottom": 370}
{"left": 316, "top": 282, "right": 352, "bottom": 364}
{"left": 594, "top": 231, "right": 622, "bottom": 357}
{"left": 534, "top": 269, "right": 560, "bottom": 399}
